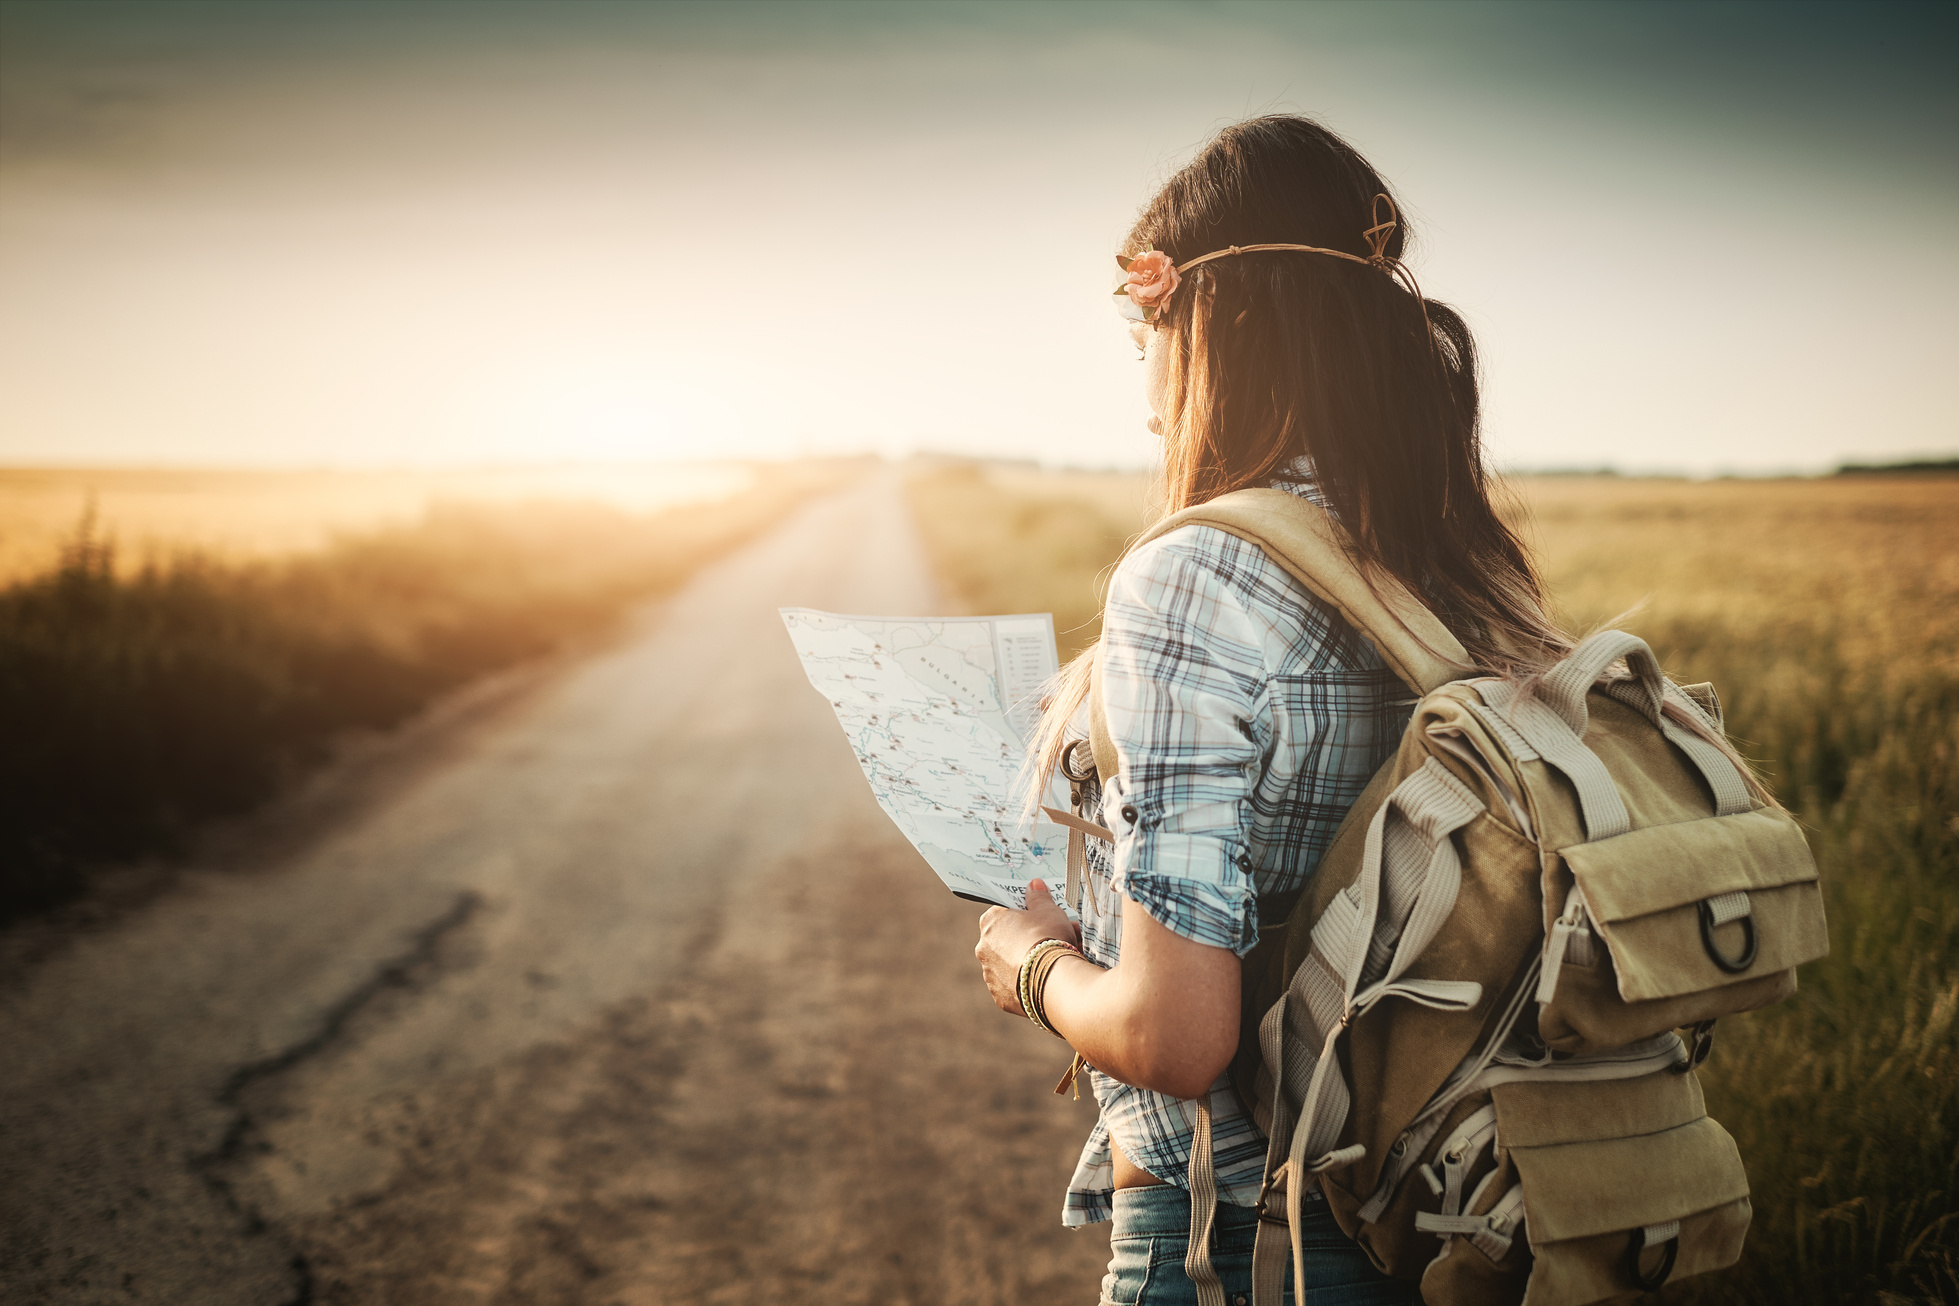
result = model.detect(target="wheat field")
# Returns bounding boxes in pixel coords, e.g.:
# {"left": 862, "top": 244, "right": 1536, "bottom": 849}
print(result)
{"left": 907, "top": 462, "right": 1958, "bottom": 1305}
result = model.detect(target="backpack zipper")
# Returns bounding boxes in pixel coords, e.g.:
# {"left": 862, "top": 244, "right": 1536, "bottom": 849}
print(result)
{"left": 1536, "top": 884, "right": 1600, "bottom": 1005}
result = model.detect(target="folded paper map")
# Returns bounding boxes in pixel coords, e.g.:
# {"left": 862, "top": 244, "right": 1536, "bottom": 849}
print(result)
{"left": 780, "top": 607, "right": 1069, "bottom": 910}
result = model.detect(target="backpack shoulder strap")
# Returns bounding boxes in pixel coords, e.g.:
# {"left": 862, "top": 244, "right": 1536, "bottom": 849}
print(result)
{"left": 1144, "top": 489, "right": 1473, "bottom": 693}
{"left": 1084, "top": 487, "right": 1467, "bottom": 783}
{"left": 1149, "top": 488, "right": 1468, "bottom": 695}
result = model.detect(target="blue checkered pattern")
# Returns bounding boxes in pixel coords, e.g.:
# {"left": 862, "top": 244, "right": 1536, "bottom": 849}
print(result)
{"left": 1062, "top": 476, "right": 1410, "bottom": 1227}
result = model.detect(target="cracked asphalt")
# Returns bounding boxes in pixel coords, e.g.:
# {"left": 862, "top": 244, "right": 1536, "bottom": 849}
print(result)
{"left": 0, "top": 471, "right": 1108, "bottom": 1305}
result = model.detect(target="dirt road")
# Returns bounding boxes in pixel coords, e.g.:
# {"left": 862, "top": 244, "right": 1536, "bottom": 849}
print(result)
{"left": 0, "top": 471, "right": 1109, "bottom": 1304}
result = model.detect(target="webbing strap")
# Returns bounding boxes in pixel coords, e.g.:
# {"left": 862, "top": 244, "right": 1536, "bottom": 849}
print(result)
{"left": 1250, "top": 1211, "right": 1288, "bottom": 1305}
{"left": 1478, "top": 1181, "right": 1526, "bottom": 1261}
{"left": 1284, "top": 765, "right": 1486, "bottom": 1175}
{"left": 1119, "top": 488, "right": 1470, "bottom": 697}
{"left": 1249, "top": 995, "right": 1294, "bottom": 1305}
{"left": 1353, "top": 760, "right": 1487, "bottom": 994}
{"left": 1703, "top": 889, "right": 1751, "bottom": 927}
{"left": 1183, "top": 1094, "right": 1227, "bottom": 1306}
{"left": 1472, "top": 1029, "right": 1689, "bottom": 1090}
{"left": 1635, "top": 677, "right": 1754, "bottom": 815}
{"left": 1435, "top": 1104, "right": 1500, "bottom": 1218}
{"left": 1539, "top": 629, "right": 1754, "bottom": 823}
{"left": 1042, "top": 806, "right": 1115, "bottom": 843}
{"left": 1086, "top": 642, "right": 1119, "bottom": 783}
{"left": 1040, "top": 806, "right": 1112, "bottom": 916}
{"left": 1467, "top": 699, "right": 1540, "bottom": 762}
{"left": 1371, "top": 1029, "right": 1686, "bottom": 1229}
{"left": 1415, "top": 1174, "right": 1524, "bottom": 1261}
{"left": 1540, "top": 629, "right": 1659, "bottom": 736}
{"left": 1256, "top": 757, "right": 1488, "bottom": 1286}
{"left": 1358, "top": 957, "right": 1539, "bottom": 1222}
{"left": 1642, "top": 1219, "right": 1681, "bottom": 1247}
{"left": 1244, "top": 708, "right": 1521, "bottom": 1306}
{"left": 1482, "top": 629, "right": 1759, "bottom": 841}
{"left": 1252, "top": 997, "right": 1292, "bottom": 1202}
{"left": 1476, "top": 679, "right": 1632, "bottom": 840}
{"left": 1067, "top": 830, "right": 1083, "bottom": 919}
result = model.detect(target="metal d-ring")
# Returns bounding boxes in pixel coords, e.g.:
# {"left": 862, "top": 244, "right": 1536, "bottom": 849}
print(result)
{"left": 1698, "top": 899, "right": 1759, "bottom": 973}
{"left": 1624, "top": 1228, "right": 1680, "bottom": 1291}
{"left": 1060, "top": 738, "right": 1098, "bottom": 784}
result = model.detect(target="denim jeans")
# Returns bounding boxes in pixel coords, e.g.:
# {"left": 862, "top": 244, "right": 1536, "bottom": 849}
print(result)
{"left": 1097, "top": 1187, "right": 1422, "bottom": 1306}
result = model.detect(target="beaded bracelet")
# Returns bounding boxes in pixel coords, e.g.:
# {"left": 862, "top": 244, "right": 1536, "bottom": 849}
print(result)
{"left": 1017, "top": 939, "right": 1072, "bottom": 1029}
{"left": 1028, "top": 943, "right": 1082, "bottom": 1036}
{"left": 1017, "top": 938, "right": 1082, "bottom": 1037}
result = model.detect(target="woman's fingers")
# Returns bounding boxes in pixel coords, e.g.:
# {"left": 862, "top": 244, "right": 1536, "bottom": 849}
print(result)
{"left": 1024, "top": 879, "right": 1075, "bottom": 925}
{"left": 974, "top": 883, "right": 1083, "bottom": 1015}
{"left": 976, "top": 896, "right": 1040, "bottom": 1013}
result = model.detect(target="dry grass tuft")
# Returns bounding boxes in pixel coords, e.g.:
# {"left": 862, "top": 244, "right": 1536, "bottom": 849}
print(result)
{"left": 906, "top": 462, "right": 1959, "bottom": 1305}
{"left": 0, "top": 461, "right": 857, "bottom": 921}
{"left": 0, "top": 463, "right": 759, "bottom": 584}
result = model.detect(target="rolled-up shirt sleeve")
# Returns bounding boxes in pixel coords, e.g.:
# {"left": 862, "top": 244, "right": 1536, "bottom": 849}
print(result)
{"left": 1099, "top": 527, "right": 1273, "bottom": 956}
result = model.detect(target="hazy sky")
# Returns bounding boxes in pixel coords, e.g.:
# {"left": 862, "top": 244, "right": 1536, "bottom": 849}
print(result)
{"left": 2, "top": 0, "right": 1954, "bottom": 473}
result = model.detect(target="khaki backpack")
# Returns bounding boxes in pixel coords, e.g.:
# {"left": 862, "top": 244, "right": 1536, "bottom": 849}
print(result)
{"left": 1074, "top": 488, "right": 1828, "bottom": 1306}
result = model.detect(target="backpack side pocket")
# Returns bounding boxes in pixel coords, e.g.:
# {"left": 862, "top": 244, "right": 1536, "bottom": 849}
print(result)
{"left": 1492, "top": 1072, "right": 1751, "bottom": 1306}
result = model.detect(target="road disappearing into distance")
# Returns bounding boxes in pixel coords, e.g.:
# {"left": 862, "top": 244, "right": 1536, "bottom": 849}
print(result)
{"left": 1, "top": 470, "right": 1107, "bottom": 1305}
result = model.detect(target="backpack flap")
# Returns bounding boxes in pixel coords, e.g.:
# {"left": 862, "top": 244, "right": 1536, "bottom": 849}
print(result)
{"left": 1558, "top": 805, "right": 1827, "bottom": 1004}
{"left": 1492, "top": 1073, "right": 1752, "bottom": 1306}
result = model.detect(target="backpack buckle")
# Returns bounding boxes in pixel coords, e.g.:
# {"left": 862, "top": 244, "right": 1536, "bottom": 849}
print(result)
{"left": 1670, "top": 1019, "right": 1717, "bottom": 1074}
{"left": 1252, "top": 1163, "right": 1291, "bottom": 1224}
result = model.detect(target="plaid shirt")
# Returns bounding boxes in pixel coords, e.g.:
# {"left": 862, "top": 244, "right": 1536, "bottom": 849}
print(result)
{"left": 1062, "top": 474, "right": 1410, "bottom": 1226}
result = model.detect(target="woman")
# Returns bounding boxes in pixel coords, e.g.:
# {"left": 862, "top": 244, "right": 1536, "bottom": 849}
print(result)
{"left": 973, "top": 116, "right": 1568, "bottom": 1305}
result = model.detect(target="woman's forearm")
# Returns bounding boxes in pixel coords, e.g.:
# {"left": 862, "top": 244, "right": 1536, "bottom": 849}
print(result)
{"left": 1041, "top": 902, "right": 1241, "bottom": 1101}
{"left": 974, "top": 882, "right": 1241, "bottom": 1100}
{"left": 1040, "top": 955, "right": 1200, "bottom": 1096}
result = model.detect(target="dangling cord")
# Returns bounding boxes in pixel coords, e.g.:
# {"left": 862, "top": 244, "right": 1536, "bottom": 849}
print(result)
{"left": 1361, "top": 192, "right": 1399, "bottom": 267}
{"left": 1054, "top": 1050, "right": 1089, "bottom": 1099}
{"left": 1363, "top": 193, "right": 1435, "bottom": 347}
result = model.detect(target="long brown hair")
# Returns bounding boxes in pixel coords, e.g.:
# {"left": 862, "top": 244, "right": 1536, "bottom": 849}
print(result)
{"left": 1031, "top": 113, "right": 1768, "bottom": 816}
{"left": 1032, "top": 115, "right": 1568, "bottom": 790}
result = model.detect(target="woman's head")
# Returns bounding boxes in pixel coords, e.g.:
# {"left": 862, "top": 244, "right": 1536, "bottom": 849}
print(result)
{"left": 1029, "top": 116, "right": 1759, "bottom": 808}
{"left": 1119, "top": 114, "right": 1561, "bottom": 673}
{"left": 1028, "top": 116, "right": 1565, "bottom": 801}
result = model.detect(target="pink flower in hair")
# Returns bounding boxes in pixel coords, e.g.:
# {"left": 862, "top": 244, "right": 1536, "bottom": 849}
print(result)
{"left": 1122, "top": 249, "right": 1180, "bottom": 312}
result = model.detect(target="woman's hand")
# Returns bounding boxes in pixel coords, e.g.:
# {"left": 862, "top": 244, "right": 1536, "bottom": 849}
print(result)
{"left": 974, "top": 878, "right": 1079, "bottom": 1015}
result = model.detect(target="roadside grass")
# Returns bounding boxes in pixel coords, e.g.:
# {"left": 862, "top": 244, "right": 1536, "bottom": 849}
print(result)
{"left": 0, "top": 461, "right": 855, "bottom": 922}
{"left": 906, "top": 462, "right": 1958, "bottom": 1305}
{"left": 905, "top": 461, "right": 1140, "bottom": 662}
{"left": 0, "top": 463, "right": 758, "bottom": 585}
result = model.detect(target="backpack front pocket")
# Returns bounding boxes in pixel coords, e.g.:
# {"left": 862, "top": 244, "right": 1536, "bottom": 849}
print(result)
{"left": 1537, "top": 805, "right": 1827, "bottom": 1054}
{"left": 1559, "top": 805, "right": 1826, "bottom": 1003}
{"left": 1492, "top": 1073, "right": 1751, "bottom": 1306}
